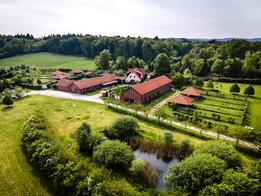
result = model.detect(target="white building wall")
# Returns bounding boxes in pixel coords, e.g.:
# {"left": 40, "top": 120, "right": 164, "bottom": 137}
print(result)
{"left": 125, "top": 72, "right": 142, "bottom": 83}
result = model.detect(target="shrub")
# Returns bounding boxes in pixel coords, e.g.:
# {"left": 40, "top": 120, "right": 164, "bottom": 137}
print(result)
{"left": 130, "top": 158, "right": 145, "bottom": 176}
{"left": 180, "top": 138, "right": 190, "bottom": 150}
{"left": 93, "top": 140, "right": 134, "bottom": 169}
{"left": 87, "top": 132, "right": 106, "bottom": 154}
{"left": 105, "top": 115, "right": 139, "bottom": 140}
{"left": 193, "top": 140, "right": 242, "bottom": 169}
{"left": 163, "top": 153, "right": 226, "bottom": 194}
{"left": 200, "top": 169, "right": 259, "bottom": 196}
{"left": 162, "top": 131, "right": 173, "bottom": 145}
{"left": 244, "top": 85, "right": 255, "bottom": 96}
{"left": 74, "top": 122, "right": 91, "bottom": 153}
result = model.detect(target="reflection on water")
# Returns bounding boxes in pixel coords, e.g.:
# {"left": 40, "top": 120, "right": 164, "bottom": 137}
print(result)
{"left": 135, "top": 149, "right": 180, "bottom": 190}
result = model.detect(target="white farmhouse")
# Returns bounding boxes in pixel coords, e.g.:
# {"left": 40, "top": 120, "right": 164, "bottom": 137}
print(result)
{"left": 125, "top": 68, "right": 145, "bottom": 84}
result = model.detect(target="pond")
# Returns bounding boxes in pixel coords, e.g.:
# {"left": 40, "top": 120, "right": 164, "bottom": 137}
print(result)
{"left": 135, "top": 149, "right": 180, "bottom": 190}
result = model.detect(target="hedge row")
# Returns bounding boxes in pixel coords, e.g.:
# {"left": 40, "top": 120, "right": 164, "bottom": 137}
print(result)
{"left": 107, "top": 105, "right": 261, "bottom": 157}
{"left": 108, "top": 105, "right": 211, "bottom": 141}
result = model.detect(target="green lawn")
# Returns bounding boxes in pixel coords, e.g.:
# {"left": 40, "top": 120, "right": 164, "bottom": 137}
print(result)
{"left": 209, "top": 82, "right": 261, "bottom": 130}
{"left": 147, "top": 90, "right": 177, "bottom": 106}
{"left": 0, "top": 52, "right": 96, "bottom": 70}
{"left": 0, "top": 95, "right": 258, "bottom": 195}
{"left": 0, "top": 95, "right": 206, "bottom": 195}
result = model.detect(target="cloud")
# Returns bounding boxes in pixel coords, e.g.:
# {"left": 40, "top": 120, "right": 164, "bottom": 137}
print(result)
{"left": 0, "top": 0, "right": 260, "bottom": 38}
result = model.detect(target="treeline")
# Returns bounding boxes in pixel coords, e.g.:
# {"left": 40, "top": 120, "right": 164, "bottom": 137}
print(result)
{"left": 0, "top": 34, "right": 261, "bottom": 78}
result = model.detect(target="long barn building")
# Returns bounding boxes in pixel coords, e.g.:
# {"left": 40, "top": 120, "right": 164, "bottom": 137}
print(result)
{"left": 122, "top": 75, "right": 171, "bottom": 104}
{"left": 56, "top": 73, "right": 117, "bottom": 93}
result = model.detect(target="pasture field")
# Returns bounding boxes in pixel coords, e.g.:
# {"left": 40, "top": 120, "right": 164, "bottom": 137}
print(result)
{"left": 0, "top": 95, "right": 208, "bottom": 195}
{"left": 209, "top": 82, "right": 261, "bottom": 130}
{"left": 0, "top": 52, "right": 96, "bottom": 70}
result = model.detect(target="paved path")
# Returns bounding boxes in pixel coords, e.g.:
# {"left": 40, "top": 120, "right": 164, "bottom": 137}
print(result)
{"left": 29, "top": 90, "right": 260, "bottom": 150}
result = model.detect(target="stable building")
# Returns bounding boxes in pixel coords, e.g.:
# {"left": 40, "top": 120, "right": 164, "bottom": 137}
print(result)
{"left": 125, "top": 68, "right": 145, "bottom": 84}
{"left": 68, "top": 73, "right": 117, "bottom": 93}
{"left": 123, "top": 75, "right": 171, "bottom": 104}
{"left": 70, "top": 69, "right": 83, "bottom": 76}
{"left": 167, "top": 94, "right": 194, "bottom": 107}
{"left": 56, "top": 79, "right": 75, "bottom": 91}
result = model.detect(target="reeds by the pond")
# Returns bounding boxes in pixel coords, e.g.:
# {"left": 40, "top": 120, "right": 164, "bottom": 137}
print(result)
{"left": 129, "top": 136, "right": 193, "bottom": 160}
{"left": 143, "top": 161, "right": 160, "bottom": 187}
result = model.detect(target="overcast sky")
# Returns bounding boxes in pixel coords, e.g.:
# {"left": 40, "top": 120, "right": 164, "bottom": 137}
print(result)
{"left": 0, "top": 0, "right": 260, "bottom": 38}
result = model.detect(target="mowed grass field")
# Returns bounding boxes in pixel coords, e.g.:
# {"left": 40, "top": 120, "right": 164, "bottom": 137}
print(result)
{"left": 0, "top": 95, "right": 257, "bottom": 195}
{"left": 210, "top": 82, "right": 261, "bottom": 130}
{"left": 0, "top": 52, "right": 96, "bottom": 70}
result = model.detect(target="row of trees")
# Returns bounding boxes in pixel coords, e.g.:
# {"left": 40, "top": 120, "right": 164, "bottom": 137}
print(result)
{"left": 1, "top": 34, "right": 260, "bottom": 78}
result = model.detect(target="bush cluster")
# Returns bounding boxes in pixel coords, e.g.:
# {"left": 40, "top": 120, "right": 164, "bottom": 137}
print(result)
{"left": 22, "top": 112, "right": 140, "bottom": 195}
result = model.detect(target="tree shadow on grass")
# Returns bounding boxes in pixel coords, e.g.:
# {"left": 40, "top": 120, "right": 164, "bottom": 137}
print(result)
{"left": 1, "top": 106, "right": 13, "bottom": 112}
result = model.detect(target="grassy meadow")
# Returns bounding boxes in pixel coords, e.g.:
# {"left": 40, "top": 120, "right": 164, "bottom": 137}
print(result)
{"left": 0, "top": 95, "right": 258, "bottom": 195}
{"left": 0, "top": 52, "right": 96, "bottom": 70}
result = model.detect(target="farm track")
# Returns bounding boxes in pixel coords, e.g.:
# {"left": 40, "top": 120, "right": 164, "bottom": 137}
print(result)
{"left": 29, "top": 90, "right": 260, "bottom": 150}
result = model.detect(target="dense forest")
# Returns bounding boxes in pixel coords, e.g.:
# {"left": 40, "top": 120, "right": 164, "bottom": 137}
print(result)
{"left": 0, "top": 34, "right": 261, "bottom": 78}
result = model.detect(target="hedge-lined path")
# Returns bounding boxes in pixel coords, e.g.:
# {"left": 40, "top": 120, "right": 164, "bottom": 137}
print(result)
{"left": 29, "top": 90, "right": 259, "bottom": 150}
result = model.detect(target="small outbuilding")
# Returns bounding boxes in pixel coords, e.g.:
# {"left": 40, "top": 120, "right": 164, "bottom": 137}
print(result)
{"left": 50, "top": 74, "right": 67, "bottom": 80}
{"left": 181, "top": 87, "right": 203, "bottom": 99}
{"left": 70, "top": 69, "right": 83, "bottom": 76}
{"left": 167, "top": 94, "right": 194, "bottom": 107}
{"left": 50, "top": 70, "right": 65, "bottom": 75}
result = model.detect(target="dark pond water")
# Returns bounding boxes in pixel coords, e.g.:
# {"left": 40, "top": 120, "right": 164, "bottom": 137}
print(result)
{"left": 135, "top": 149, "right": 180, "bottom": 190}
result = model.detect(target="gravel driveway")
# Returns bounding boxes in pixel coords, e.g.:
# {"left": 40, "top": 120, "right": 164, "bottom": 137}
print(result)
{"left": 29, "top": 90, "right": 104, "bottom": 104}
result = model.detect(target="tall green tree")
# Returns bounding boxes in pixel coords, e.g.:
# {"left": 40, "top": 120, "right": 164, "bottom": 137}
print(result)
{"left": 105, "top": 115, "right": 139, "bottom": 141}
{"left": 95, "top": 49, "right": 111, "bottom": 70}
{"left": 74, "top": 122, "right": 91, "bottom": 153}
{"left": 193, "top": 140, "right": 242, "bottom": 169}
{"left": 171, "top": 73, "right": 186, "bottom": 89}
{"left": 164, "top": 153, "right": 226, "bottom": 194}
{"left": 205, "top": 79, "right": 214, "bottom": 89}
{"left": 154, "top": 53, "right": 171, "bottom": 76}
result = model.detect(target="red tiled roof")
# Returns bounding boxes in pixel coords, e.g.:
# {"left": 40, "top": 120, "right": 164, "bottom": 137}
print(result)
{"left": 50, "top": 70, "right": 65, "bottom": 75}
{"left": 56, "top": 79, "right": 75, "bottom": 88}
{"left": 131, "top": 75, "right": 171, "bottom": 95}
{"left": 127, "top": 68, "right": 145, "bottom": 80}
{"left": 167, "top": 94, "right": 194, "bottom": 105}
{"left": 181, "top": 87, "right": 203, "bottom": 96}
{"left": 51, "top": 74, "right": 67, "bottom": 79}
{"left": 115, "top": 76, "right": 125, "bottom": 80}
{"left": 70, "top": 69, "right": 83, "bottom": 74}
{"left": 73, "top": 73, "right": 117, "bottom": 89}
{"left": 84, "top": 71, "right": 94, "bottom": 75}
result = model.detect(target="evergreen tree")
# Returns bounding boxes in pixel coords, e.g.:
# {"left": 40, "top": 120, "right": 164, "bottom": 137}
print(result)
{"left": 2, "top": 94, "right": 13, "bottom": 107}
{"left": 244, "top": 85, "right": 255, "bottom": 96}
{"left": 230, "top": 83, "right": 240, "bottom": 93}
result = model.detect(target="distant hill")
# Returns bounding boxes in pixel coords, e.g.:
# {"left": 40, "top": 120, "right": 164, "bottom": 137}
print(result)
{"left": 166, "top": 38, "right": 261, "bottom": 42}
